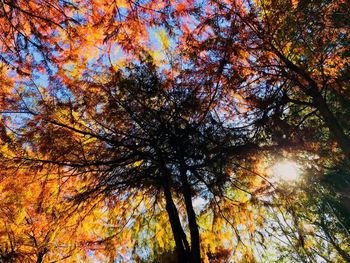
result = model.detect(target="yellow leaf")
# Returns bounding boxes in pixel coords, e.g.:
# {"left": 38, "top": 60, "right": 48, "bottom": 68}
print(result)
{"left": 115, "top": 0, "right": 129, "bottom": 8}
{"left": 156, "top": 29, "right": 170, "bottom": 50}
{"left": 133, "top": 160, "right": 143, "bottom": 167}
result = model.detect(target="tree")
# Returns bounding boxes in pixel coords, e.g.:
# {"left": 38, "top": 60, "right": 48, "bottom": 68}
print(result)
{"left": 7, "top": 57, "right": 269, "bottom": 262}
{"left": 262, "top": 174, "right": 350, "bottom": 262}
{"left": 0, "top": 0, "right": 349, "bottom": 262}
{"left": 0, "top": 0, "right": 81, "bottom": 72}
{"left": 180, "top": 0, "right": 350, "bottom": 160}
{"left": 0, "top": 145, "right": 136, "bottom": 262}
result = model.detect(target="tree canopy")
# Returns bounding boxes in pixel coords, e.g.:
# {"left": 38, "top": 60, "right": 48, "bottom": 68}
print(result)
{"left": 0, "top": 0, "right": 349, "bottom": 262}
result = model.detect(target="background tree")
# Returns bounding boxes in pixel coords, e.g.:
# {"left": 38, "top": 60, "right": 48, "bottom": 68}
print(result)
{"left": 178, "top": 0, "right": 350, "bottom": 160}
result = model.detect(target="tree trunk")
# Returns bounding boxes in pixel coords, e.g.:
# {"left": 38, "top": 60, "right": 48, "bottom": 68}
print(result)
{"left": 156, "top": 144, "right": 190, "bottom": 262}
{"left": 273, "top": 46, "right": 350, "bottom": 160}
{"left": 163, "top": 181, "right": 191, "bottom": 262}
{"left": 36, "top": 251, "right": 45, "bottom": 263}
{"left": 309, "top": 88, "right": 350, "bottom": 160}
{"left": 180, "top": 165, "right": 201, "bottom": 263}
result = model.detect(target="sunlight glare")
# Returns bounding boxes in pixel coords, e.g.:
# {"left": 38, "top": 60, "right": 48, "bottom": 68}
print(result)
{"left": 272, "top": 160, "right": 300, "bottom": 182}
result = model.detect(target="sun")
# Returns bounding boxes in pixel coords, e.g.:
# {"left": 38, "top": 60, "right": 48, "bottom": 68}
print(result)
{"left": 272, "top": 160, "right": 301, "bottom": 182}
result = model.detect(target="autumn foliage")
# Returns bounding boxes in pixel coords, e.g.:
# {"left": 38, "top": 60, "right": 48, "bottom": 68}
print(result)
{"left": 0, "top": 0, "right": 349, "bottom": 262}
